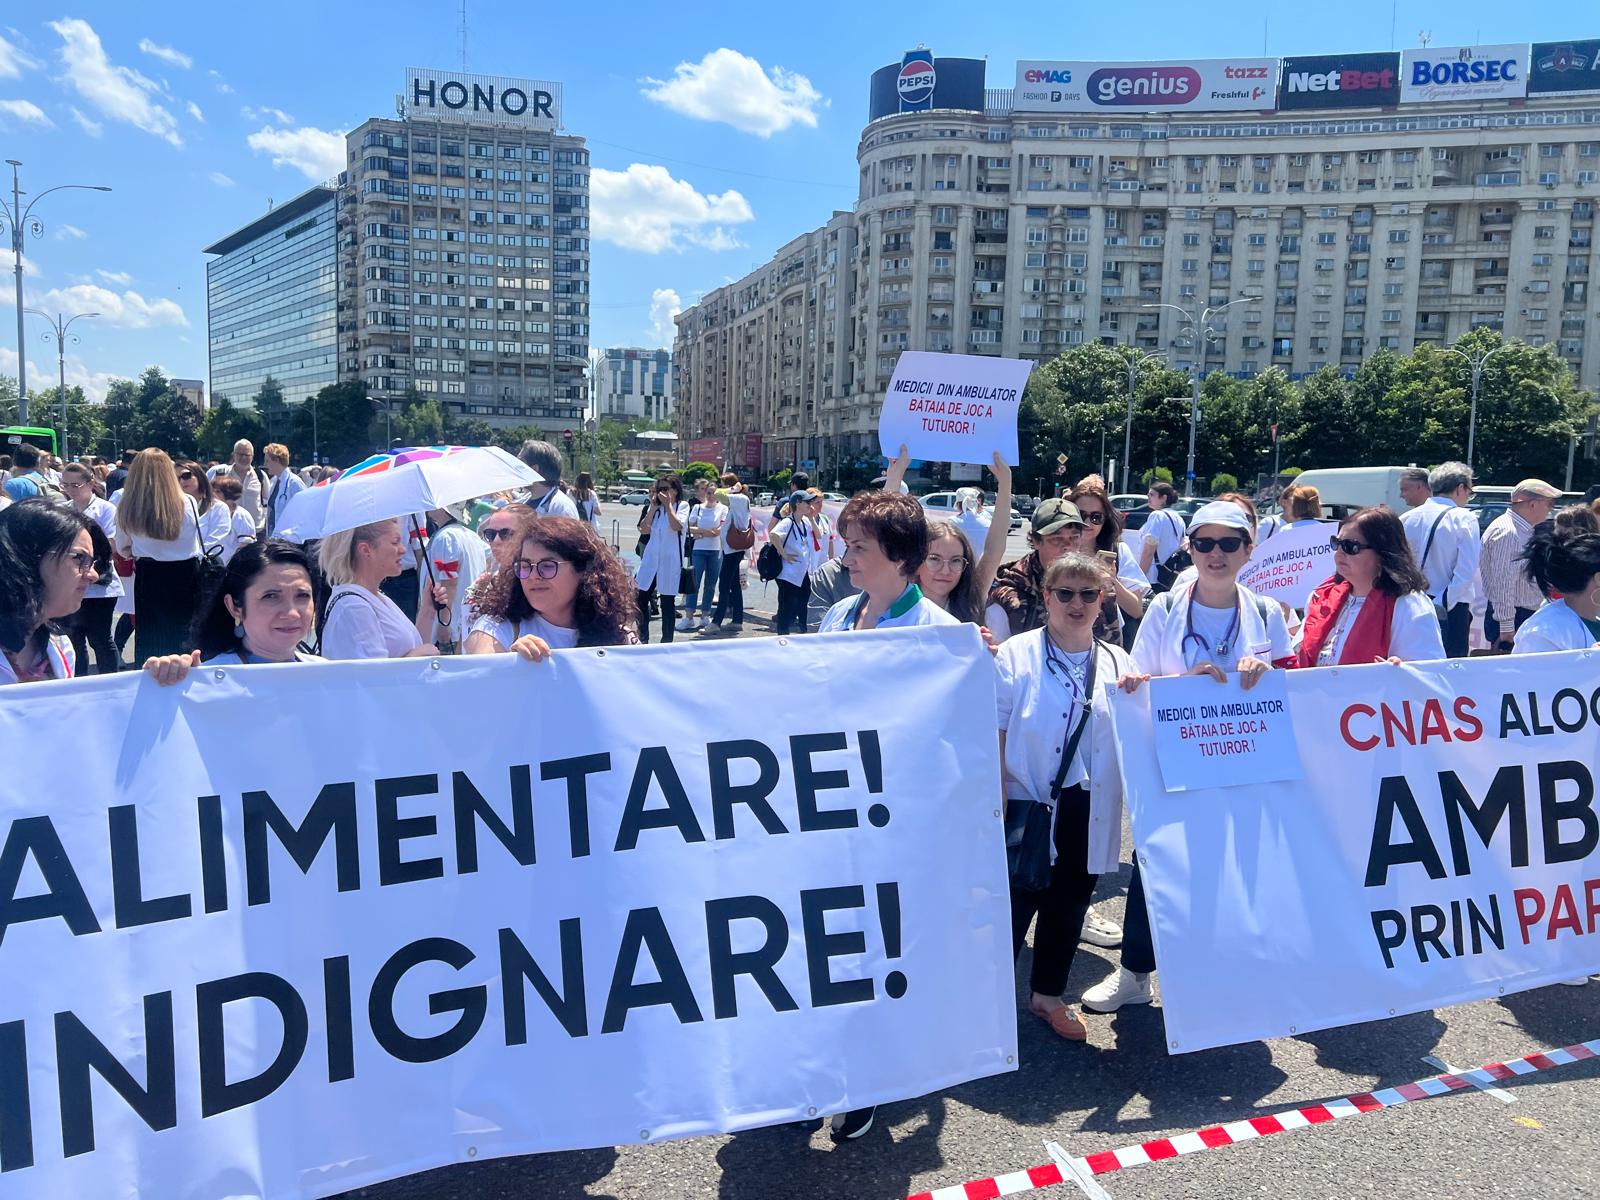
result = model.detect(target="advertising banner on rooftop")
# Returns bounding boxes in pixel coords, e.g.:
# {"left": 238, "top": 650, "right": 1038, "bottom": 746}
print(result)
{"left": 868, "top": 56, "right": 987, "bottom": 121}
{"left": 1528, "top": 40, "right": 1600, "bottom": 96}
{"left": 1401, "top": 45, "right": 1528, "bottom": 103}
{"left": 1013, "top": 58, "right": 1278, "bottom": 113}
{"left": 1277, "top": 52, "right": 1401, "bottom": 110}
{"left": 403, "top": 67, "right": 562, "bottom": 130}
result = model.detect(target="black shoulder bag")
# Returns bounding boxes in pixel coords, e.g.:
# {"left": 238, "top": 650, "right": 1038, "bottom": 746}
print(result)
{"left": 1005, "top": 642, "right": 1100, "bottom": 894}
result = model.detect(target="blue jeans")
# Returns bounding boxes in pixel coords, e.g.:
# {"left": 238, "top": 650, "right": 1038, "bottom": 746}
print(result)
{"left": 689, "top": 547, "right": 722, "bottom": 614}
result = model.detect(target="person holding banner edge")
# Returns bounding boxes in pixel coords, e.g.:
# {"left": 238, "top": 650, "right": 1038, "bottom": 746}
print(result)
{"left": 1089, "top": 500, "right": 1291, "bottom": 1016}
{"left": 997, "top": 552, "right": 1134, "bottom": 1041}
{"left": 1513, "top": 525, "right": 1600, "bottom": 655}
{"left": 194, "top": 539, "right": 325, "bottom": 665}
{"left": 317, "top": 519, "right": 443, "bottom": 661}
{"left": 1295, "top": 507, "right": 1443, "bottom": 667}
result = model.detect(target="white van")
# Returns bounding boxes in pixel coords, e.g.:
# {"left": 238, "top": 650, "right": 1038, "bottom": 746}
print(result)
{"left": 1282, "top": 466, "right": 1413, "bottom": 518}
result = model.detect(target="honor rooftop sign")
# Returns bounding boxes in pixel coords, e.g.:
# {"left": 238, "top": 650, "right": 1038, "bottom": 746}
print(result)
{"left": 402, "top": 68, "right": 562, "bottom": 129}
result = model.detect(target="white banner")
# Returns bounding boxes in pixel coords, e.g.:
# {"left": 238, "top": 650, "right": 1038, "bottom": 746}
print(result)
{"left": 1109, "top": 652, "right": 1600, "bottom": 1054}
{"left": 1014, "top": 58, "right": 1278, "bottom": 113}
{"left": 1401, "top": 45, "right": 1528, "bottom": 104}
{"left": 0, "top": 629, "right": 1015, "bottom": 1197}
{"left": 1238, "top": 521, "right": 1334, "bottom": 607}
{"left": 879, "top": 351, "right": 1029, "bottom": 467}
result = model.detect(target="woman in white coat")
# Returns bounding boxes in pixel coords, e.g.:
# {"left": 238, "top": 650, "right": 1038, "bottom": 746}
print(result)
{"left": 634, "top": 474, "right": 689, "bottom": 643}
{"left": 1082, "top": 500, "right": 1291, "bottom": 1020}
{"left": 1514, "top": 526, "right": 1600, "bottom": 654}
{"left": 996, "top": 552, "right": 1133, "bottom": 1042}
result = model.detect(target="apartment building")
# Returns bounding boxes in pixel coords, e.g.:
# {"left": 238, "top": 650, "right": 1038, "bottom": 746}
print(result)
{"left": 595, "top": 348, "right": 674, "bottom": 423}
{"left": 675, "top": 43, "right": 1600, "bottom": 472}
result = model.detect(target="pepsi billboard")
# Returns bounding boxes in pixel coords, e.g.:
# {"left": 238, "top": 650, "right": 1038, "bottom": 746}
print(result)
{"left": 1529, "top": 40, "right": 1600, "bottom": 96}
{"left": 869, "top": 53, "right": 986, "bottom": 121}
{"left": 1277, "top": 52, "right": 1401, "bottom": 110}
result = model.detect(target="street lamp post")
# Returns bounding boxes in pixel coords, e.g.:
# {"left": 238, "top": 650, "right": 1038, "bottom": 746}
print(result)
{"left": 25, "top": 309, "right": 98, "bottom": 460}
{"left": 1122, "top": 348, "right": 1165, "bottom": 494}
{"left": 1142, "top": 296, "right": 1259, "bottom": 496}
{"left": 0, "top": 161, "right": 111, "bottom": 422}
{"left": 1444, "top": 340, "right": 1507, "bottom": 474}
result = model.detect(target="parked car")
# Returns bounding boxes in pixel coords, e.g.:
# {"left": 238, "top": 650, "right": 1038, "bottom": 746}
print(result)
{"left": 1119, "top": 496, "right": 1208, "bottom": 531}
{"left": 617, "top": 489, "right": 651, "bottom": 505}
{"left": 821, "top": 492, "right": 849, "bottom": 503}
{"left": 753, "top": 491, "right": 774, "bottom": 507}
{"left": 922, "top": 492, "right": 1023, "bottom": 530}
{"left": 1109, "top": 494, "right": 1147, "bottom": 514}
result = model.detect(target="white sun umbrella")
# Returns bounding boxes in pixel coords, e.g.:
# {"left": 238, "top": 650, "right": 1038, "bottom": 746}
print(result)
{"left": 276, "top": 445, "right": 541, "bottom": 541}
{"left": 272, "top": 477, "right": 335, "bottom": 544}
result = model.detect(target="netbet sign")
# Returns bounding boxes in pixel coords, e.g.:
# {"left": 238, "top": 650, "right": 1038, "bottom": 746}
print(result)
{"left": 403, "top": 68, "right": 561, "bottom": 130}
{"left": 1277, "top": 52, "right": 1401, "bottom": 110}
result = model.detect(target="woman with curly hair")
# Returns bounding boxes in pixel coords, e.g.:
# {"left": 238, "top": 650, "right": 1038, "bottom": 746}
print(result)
{"left": 465, "top": 515, "right": 638, "bottom": 660}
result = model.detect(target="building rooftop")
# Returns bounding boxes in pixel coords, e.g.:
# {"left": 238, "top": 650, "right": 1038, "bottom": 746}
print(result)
{"left": 202, "top": 185, "right": 340, "bottom": 257}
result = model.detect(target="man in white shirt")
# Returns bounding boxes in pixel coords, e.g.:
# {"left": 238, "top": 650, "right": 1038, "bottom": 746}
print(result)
{"left": 517, "top": 439, "right": 581, "bottom": 519}
{"left": 262, "top": 442, "right": 307, "bottom": 538}
{"left": 1399, "top": 461, "right": 1481, "bottom": 658}
{"left": 1137, "top": 481, "right": 1185, "bottom": 584}
{"left": 207, "top": 440, "right": 266, "bottom": 530}
{"left": 1480, "top": 478, "right": 1559, "bottom": 651}
{"left": 1398, "top": 467, "right": 1431, "bottom": 510}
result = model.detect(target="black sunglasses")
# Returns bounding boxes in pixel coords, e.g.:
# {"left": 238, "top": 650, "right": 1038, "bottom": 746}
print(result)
{"left": 1050, "top": 587, "right": 1103, "bottom": 605}
{"left": 177, "top": 470, "right": 195, "bottom": 480}
{"left": 481, "top": 527, "right": 517, "bottom": 542}
{"left": 1331, "top": 536, "right": 1372, "bottom": 555}
{"left": 1190, "top": 535, "right": 1249, "bottom": 555}
{"left": 1078, "top": 510, "right": 1106, "bottom": 525}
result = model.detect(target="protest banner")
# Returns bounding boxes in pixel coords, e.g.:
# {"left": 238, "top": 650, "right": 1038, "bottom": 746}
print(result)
{"left": 1108, "top": 651, "right": 1600, "bottom": 1053}
{"left": 0, "top": 628, "right": 1015, "bottom": 1198}
{"left": 1237, "top": 521, "right": 1334, "bottom": 607}
{"left": 1148, "top": 671, "right": 1303, "bottom": 791}
{"left": 878, "top": 351, "right": 1031, "bottom": 467}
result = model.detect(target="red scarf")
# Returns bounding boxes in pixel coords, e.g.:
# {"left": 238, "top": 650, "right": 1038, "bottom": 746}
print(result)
{"left": 1297, "top": 578, "right": 1397, "bottom": 667}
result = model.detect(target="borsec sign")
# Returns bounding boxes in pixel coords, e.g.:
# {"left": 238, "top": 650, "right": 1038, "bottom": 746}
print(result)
{"left": 898, "top": 49, "right": 937, "bottom": 111}
{"left": 1400, "top": 44, "right": 1527, "bottom": 103}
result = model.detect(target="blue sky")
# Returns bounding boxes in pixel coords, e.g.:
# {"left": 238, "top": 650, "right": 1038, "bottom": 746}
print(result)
{"left": 0, "top": 3, "right": 1585, "bottom": 401}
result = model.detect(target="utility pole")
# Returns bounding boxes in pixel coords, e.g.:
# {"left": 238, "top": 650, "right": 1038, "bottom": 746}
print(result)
{"left": 25, "top": 308, "right": 98, "bottom": 459}
{"left": 1122, "top": 348, "right": 1164, "bottom": 494}
{"left": 1445, "top": 340, "right": 1506, "bottom": 474}
{"left": 1143, "top": 295, "right": 1259, "bottom": 496}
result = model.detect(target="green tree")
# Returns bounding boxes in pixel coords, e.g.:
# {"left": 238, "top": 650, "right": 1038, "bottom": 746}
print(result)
{"left": 681, "top": 461, "right": 719, "bottom": 488}
{"left": 31, "top": 386, "right": 106, "bottom": 460}
{"left": 101, "top": 379, "right": 142, "bottom": 454}
{"left": 254, "top": 377, "right": 290, "bottom": 445}
{"left": 197, "top": 396, "right": 265, "bottom": 462}
{"left": 393, "top": 398, "right": 446, "bottom": 448}
{"left": 1210, "top": 472, "right": 1240, "bottom": 494}
{"left": 305, "top": 381, "right": 380, "bottom": 467}
{"left": 1285, "top": 367, "right": 1358, "bottom": 470}
{"left": 445, "top": 415, "right": 495, "bottom": 447}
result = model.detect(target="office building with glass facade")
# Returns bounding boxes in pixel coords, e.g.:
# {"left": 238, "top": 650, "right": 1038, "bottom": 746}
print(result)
{"left": 203, "top": 186, "right": 340, "bottom": 408}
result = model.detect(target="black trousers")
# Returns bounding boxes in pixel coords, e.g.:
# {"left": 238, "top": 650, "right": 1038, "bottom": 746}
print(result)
{"left": 1485, "top": 606, "right": 1536, "bottom": 649}
{"left": 1120, "top": 862, "right": 1157, "bottom": 975}
{"left": 133, "top": 557, "right": 199, "bottom": 661}
{"left": 67, "top": 596, "right": 119, "bottom": 674}
{"left": 1010, "top": 786, "right": 1099, "bottom": 997}
{"left": 1440, "top": 600, "right": 1472, "bottom": 659}
{"left": 637, "top": 590, "right": 676, "bottom": 643}
{"left": 711, "top": 552, "right": 744, "bottom": 625}
{"left": 775, "top": 577, "right": 811, "bottom": 634}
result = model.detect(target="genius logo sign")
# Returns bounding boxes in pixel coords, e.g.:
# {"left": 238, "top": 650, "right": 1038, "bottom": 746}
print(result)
{"left": 1088, "top": 64, "right": 1200, "bottom": 105}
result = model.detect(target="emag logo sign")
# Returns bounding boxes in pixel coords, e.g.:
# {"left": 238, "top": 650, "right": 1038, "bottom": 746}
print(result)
{"left": 1401, "top": 44, "right": 1527, "bottom": 103}
{"left": 1278, "top": 52, "right": 1401, "bottom": 110}
{"left": 1013, "top": 58, "right": 1275, "bottom": 113}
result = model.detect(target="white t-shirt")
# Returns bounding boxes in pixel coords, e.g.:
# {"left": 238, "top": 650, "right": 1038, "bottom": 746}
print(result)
{"left": 1314, "top": 591, "right": 1444, "bottom": 665}
{"left": 530, "top": 487, "right": 581, "bottom": 520}
{"left": 428, "top": 521, "right": 491, "bottom": 648}
{"left": 80, "top": 496, "right": 123, "bottom": 600}
{"left": 817, "top": 586, "right": 961, "bottom": 633}
{"left": 198, "top": 501, "right": 233, "bottom": 556}
{"left": 1140, "top": 507, "right": 1186, "bottom": 582}
{"left": 767, "top": 517, "right": 812, "bottom": 586}
{"left": 320, "top": 584, "right": 422, "bottom": 660}
{"left": 721, "top": 493, "right": 752, "bottom": 553}
{"left": 218, "top": 506, "right": 258, "bottom": 563}
{"left": 1513, "top": 601, "right": 1599, "bottom": 655}
{"left": 469, "top": 612, "right": 581, "bottom": 651}
{"left": 115, "top": 495, "right": 202, "bottom": 562}
{"left": 687, "top": 501, "right": 727, "bottom": 550}
{"left": 204, "top": 650, "right": 325, "bottom": 666}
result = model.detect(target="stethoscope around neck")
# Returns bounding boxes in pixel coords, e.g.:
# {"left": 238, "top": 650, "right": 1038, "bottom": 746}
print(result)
{"left": 1180, "top": 586, "right": 1241, "bottom": 666}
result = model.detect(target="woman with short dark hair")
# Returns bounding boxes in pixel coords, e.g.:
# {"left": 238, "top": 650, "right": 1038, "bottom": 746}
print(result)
{"left": 1297, "top": 507, "right": 1442, "bottom": 666}
{"left": 1514, "top": 526, "right": 1600, "bottom": 654}
{"left": 817, "top": 491, "right": 957, "bottom": 632}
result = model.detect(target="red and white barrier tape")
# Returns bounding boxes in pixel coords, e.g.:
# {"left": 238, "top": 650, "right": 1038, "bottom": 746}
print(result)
{"left": 906, "top": 1038, "right": 1600, "bottom": 1200}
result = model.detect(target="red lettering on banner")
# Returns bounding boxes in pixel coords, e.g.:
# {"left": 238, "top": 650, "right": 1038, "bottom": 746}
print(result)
{"left": 1341, "top": 703, "right": 1379, "bottom": 751}
{"left": 1550, "top": 886, "right": 1584, "bottom": 938}
{"left": 1515, "top": 887, "right": 1546, "bottom": 944}
{"left": 1453, "top": 696, "right": 1484, "bottom": 742}
{"left": 1339, "top": 698, "right": 1482, "bottom": 752}
{"left": 1515, "top": 881, "right": 1600, "bottom": 944}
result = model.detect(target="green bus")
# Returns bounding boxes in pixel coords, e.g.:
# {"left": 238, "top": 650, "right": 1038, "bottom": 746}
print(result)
{"left": 0, "top": 426, "right": 58, "bottom": 456}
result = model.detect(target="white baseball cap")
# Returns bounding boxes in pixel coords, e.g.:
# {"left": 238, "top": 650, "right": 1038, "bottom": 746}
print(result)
{"left": 1187, "top": 500, "right": 1254, "bottom": 536}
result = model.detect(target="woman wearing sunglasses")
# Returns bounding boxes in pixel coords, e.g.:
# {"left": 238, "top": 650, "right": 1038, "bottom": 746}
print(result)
{"left": 996, "top": 553, "right": 1134, "bottom": 1042}
{"left": 1083, "top": 500, "right": 1292, "bottom": 1018}
{"left": 1296, "top": 507, "right": 1442, "bottom": 667}
{"left": 465, "top": 515, "right": 638, "bottom": 660}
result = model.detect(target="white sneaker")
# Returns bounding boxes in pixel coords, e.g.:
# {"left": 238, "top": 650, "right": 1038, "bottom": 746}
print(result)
{"left": 1080, "top": 967, "right": 1154, "bottom": 1013}
{"left": 1080, "top": 905, "right": 1123, "bottom": 948}
{"left": 1559, "top": 977, "right": 1591, "bottom": 987}
{"left": 674, "top": 616, "right": 694, "bottom": 631}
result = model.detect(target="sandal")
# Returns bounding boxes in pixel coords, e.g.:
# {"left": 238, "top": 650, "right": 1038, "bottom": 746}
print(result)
{"left": 1028, "top": 1000, "right": 1087, "bottom": 1041}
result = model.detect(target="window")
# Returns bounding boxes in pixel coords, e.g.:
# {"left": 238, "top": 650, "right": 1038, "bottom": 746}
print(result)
{"left": 1387, "top": 230, "right": 1409, "bottom": 243}
{"left": 1316, "top": 232, "right": 1336, "bottom": 246}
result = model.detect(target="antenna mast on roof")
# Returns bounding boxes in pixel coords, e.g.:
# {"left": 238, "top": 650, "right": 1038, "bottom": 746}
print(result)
{"left": 459, "top": 0, "right": 468, "bottom": 70}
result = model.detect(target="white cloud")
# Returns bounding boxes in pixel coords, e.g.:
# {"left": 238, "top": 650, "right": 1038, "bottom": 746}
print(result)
{"left": 241, "top": 104, "right": 294, "bottom": 124}
{"left": 137, "top": 38, "right": 192, "bottom": 69}
{"left": 207, "top": 170, "right": 235, "bottom": 187}
{"left": 53, "top": 224, "right": 88, "bottom": 241}
{"left": 0, "top": 281, "right": 187, "bottom": 330}
{"left": 590, "top": 164, "right": 754, "bottom": 254}
{"left": 246, "top": 125, "right": 345, "bottom": 182}
{"left": 49, "top": 18, "right": 182, "bottom": 146}
{"left": 0, "top": 31, "right": 40, "bottom": 79}
{"left": 185, "top": 100, "right": 203, "bottom": 122}
{"left": 0, "top": 98, "right": 50, "bottom": 127}
{"left": 0, "top": 345, "right": 120, "bottom": 402}
{"left": 647, "top": 288, "right": 682, "bottom": 347}
{"left": 68, "top": 106, "right": 102, "bottom": 136}
{"left": 642, "top": 48, "right": 825, "bottom": 138}
{"left": 209, "top": 69, "right": 234, "bottom": 95}
{"left": 96, "top": 269, "right": 132, "bottom": 285}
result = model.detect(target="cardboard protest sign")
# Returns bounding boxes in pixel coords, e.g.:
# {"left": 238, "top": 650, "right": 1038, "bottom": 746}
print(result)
{"left": 878, "top": 351, "right": 1031, "bottom": 466}
{"left": 1238, "top": 522, "right": 1334, "bottom": 607}
{"left": 1148, "top": 671, "right": 1304, "bottom": 791}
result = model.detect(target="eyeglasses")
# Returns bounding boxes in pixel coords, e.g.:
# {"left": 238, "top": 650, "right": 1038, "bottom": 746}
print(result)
{"left": 1050, "top": 587, "right": 1103, "bottom": 605}
{"left": 1190, "top": 535, "right": 1249, "bottom": 555}
{"left": 63, "top": 479, "right": 91, "bottom": 490}
{"left": 925, "top": 554, "right": 968, "bottom": 572}
{"left": 481, "top": 527, "right": 517, "bottom": 543}
{"left": 63, "top": 550, "right": 97, "bottom": 574}
{"left": 1331, "top": 536, "right": 1372, "bottom": 555}
{"left": 177, "top": 470, "right": 195, "bottom": 481}
{"left": 513, "top": 557, "right": 565, "bottom": 581}
{"left": 1078, "top": 510, "right": 1106, "bottom": 525}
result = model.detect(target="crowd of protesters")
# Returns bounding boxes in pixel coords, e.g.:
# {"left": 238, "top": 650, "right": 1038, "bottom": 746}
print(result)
{"left": 4, "top": 433, "right": 1600, "bottom": 1141}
